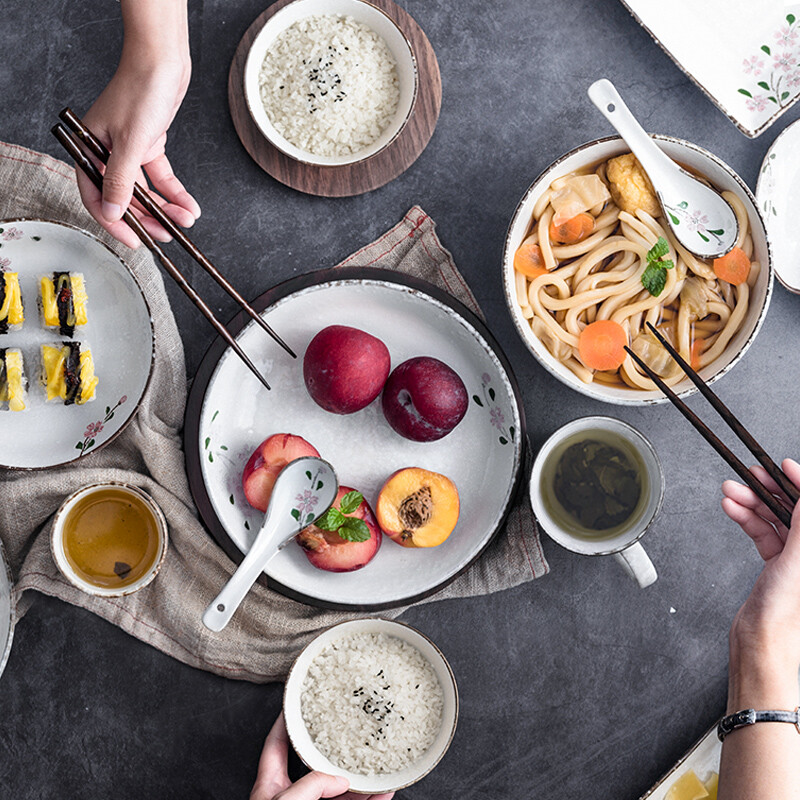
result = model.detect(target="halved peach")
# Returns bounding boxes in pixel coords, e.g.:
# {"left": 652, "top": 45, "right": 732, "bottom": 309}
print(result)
{"left": 376, "top": 467, "right": 459, "bottom": 548}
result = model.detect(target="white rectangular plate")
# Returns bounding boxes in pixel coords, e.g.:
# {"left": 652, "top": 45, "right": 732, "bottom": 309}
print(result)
{"left": 619, "top": 1, "right": 800, "bottom": 138}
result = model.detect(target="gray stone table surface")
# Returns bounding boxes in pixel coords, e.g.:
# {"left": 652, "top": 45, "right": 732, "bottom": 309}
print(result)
{"left": 1, "top": 0, "right": 799, "bottom": 798}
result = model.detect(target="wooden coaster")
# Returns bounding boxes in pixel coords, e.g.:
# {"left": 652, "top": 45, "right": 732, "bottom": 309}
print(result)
{"left": 228, "top": 0, "right": 442, "bottom": 197}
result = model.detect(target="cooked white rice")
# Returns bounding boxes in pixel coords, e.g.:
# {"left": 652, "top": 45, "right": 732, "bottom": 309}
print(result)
{"left": 300, "top": 632, "right": 444, "bottom": 775}
{"left": 259, "top": 14, "right": 400, "bottom": 157}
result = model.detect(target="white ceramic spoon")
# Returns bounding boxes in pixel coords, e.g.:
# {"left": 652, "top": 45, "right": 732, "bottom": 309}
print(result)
{"left": 202, "top": 457, "right": 338, "bottom": 632}
{"left": 588, "top": 78, "right": 739, "bottom": 260}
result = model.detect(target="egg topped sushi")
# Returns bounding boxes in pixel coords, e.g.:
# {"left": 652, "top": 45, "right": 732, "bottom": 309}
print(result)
{"left": 0, "top": 273, "right": 24, "bottom": 334}
{"left": 40, "top": 272, "right": 88, "bottom": 337}
{"left": 0, "top": 348, "right": 27, "bottom": 411}
{"left": 40, "top": 341, "right": 98, "bottom": 405}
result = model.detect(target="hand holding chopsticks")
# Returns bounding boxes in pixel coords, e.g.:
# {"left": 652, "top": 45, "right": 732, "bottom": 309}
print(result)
{"left": 625, "top": 322, "right": 796, "bottom": 530}
{"left": 53, "top": 108, "right": 296, "bottom": 392}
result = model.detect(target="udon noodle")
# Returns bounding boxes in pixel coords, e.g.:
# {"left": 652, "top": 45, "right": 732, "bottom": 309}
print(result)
{"left": 513, "top": 154, "right": 759, "bottom": 390}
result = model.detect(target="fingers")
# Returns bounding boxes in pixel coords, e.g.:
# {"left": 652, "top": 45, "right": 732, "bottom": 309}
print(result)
{"left": 779, "top": 459, "right": 800, "bottom": 562}
{"left": 100, "top": 136, "right": 144, "bottom": 223}
{"left": 274, "top": 771, "right": 350, "bottom": 800}
{"left": 76, "top": 169, "right": 142, "bottom": 250}
{"left": 144, "top": 153, "right": 201, "bottom": 222}
{"left": 252, "top": 712, "right": 292, "bottom": 799}
{"left": 721, "top": 495, "right": 785, "bottom": 561}
{"left": 721, "top": 477, "right": 788, "bottom": 529}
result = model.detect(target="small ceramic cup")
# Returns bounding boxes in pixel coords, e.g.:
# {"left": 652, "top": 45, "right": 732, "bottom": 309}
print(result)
{"left": 530, "top": 416, "right": 663, "bottom": 588}
{"left": 51, "top": 481, "right": 168, "bottom": 597}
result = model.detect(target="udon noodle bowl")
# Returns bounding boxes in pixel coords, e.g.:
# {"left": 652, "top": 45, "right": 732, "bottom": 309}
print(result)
{"left": 508, "top": 141, "right": 769, "bottom": 397}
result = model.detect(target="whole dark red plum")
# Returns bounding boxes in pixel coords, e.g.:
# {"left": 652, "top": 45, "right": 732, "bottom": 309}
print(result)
{"left": 381, "top": 356, "right": 468, "bottom": 441}
{"left": 303, "top": 325, "right": 391, "bottom": 414}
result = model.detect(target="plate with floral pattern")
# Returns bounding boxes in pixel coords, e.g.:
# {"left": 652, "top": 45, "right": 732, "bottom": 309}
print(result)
{"left": 756, "top": 118, "right": 800, "bottom": 293}
{"left": 184, "top": 268, "right": 525, "bottom": 610}
{"left": 0, "top": 219, "right": 155, "bottom": 469}
{"left": 620, "top": 1, "right": 800, "bottom": 138}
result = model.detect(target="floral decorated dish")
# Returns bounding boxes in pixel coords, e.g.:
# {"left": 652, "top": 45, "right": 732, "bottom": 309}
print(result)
{"left": 184, "top": 268, "right": 525, "bottom": 610}
{"left": 619, "top": 1, "right": 800, "bottom": 138}
{"left": 756, "top": 118, "right": 800, "bottom": 294}
{"left": 0, "top": 220, "right": 154, "bottom": 469}
{"left": 0, "top": 537, "right": 14, "bottom": 682}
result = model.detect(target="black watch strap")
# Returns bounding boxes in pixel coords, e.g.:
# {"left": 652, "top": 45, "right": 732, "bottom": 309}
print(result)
{"left": 717, "top": 707, "right": 800, "bottom": 741}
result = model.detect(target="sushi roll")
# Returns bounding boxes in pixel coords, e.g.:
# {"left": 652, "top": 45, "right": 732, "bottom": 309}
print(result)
{"left": 0, "top": 348, "right": 27, "bottom": 411}
{"left": 0, "top": 272, "right": 24, "bottom": 334}
{"left": 39, "top": 272, "right": 88, "bottom": 337}
{"left": 40, "top": 341, "right": 98, "bottom": 405}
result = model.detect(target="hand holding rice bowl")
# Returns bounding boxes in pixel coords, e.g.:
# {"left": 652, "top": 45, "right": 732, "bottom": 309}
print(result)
{"left": 502, "top": 136, "right": 772, "bottom": 405}
{"left": 283, "top": 618, "right": 458, "bottom": 794}
{"left": 243, "top": 0, "right": 418, "bottom": 167}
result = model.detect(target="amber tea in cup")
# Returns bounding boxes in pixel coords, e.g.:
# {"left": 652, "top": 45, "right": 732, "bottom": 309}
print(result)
{"left": 52, "top": 482, "right": 167, "bottom": 596}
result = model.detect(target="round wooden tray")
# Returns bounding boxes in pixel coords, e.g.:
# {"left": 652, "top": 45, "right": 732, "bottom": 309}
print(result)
{"left": 227, "top": 0, "right": 442, "bottom": 197}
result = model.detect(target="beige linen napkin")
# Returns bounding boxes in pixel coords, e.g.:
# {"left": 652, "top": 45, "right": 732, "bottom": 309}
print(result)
{"left": 0, "top": 142, "right": 547, "bottom": 683}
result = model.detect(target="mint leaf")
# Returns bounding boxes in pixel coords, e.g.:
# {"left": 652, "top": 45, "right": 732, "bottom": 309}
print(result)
{"left": 316, "top": 507, "right": 346, "bottom": 531}
{"left": 647, "top": 237, "right": 669, "bottom": 262}
{"left": 336, "top": 518, "right": 371, "bottom": 542}
{"left": 339, "top": 491, "right": 363, "bottom": 515}
{"left": 642, "top": 263, "right": 667, "bottom": 297}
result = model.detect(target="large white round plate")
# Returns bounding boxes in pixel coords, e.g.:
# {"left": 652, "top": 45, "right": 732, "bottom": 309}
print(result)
{"left": 756, "top": 119, "right": 800, "bottom": 294}
{"left": 185, "top": 268, "right": 525, "bottom": 610}
{"left": 0, "top": 220, "right": 155, "bottom": 469}
{"left": 0, "top": 538, "right": 13, "bottom": 682}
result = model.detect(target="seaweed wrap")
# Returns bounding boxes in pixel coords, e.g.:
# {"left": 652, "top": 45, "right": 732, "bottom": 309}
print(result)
{"left": 40, "top": 272, "right": 88, "bottom": 337}
{"left": 40, "top": 341, "right": 98, "bottom": 405}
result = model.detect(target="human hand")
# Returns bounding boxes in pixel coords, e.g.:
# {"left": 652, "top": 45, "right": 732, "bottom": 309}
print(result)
{"left": 76, "top": 1, "right": 200, "bottom": 249}
{"left": 249, "top": 713, "right": 395, "bottom": 800}
{"left": 721, "top": 458, "right": 800, "bottom": 707}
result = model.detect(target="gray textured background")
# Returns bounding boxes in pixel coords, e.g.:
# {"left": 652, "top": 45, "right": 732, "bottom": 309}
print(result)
{"left": 1, "top": 0, "right": 799, "bottom": 797}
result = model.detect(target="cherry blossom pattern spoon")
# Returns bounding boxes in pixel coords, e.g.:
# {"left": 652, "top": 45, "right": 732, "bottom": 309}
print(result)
{"left": 202, "top": 457, "right": 338, "bottom": 632}
{"left": 588, "top": 78, "right": 739, "bottom": 260}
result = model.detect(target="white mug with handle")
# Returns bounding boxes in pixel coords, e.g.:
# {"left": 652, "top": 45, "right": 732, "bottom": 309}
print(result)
{"left": 530, "top": 416, "right": 663, "bottom": 589}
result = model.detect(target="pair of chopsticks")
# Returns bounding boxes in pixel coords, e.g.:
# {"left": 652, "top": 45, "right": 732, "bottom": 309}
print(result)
{"left": 625, "top": 323, "right": 798, "bottom": 529}
{"left": 52, "top": 108, "right": 295, "bottom": 391}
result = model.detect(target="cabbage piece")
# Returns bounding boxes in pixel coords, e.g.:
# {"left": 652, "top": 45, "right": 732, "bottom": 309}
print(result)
{"left": 680, "top": 277, "right": 709, "bottom": 319}
{"left": 551, "top": 175, "right": 611, "bottom": 226}
{"left": 630, "top": 329, "right": 678, "bottom": 378}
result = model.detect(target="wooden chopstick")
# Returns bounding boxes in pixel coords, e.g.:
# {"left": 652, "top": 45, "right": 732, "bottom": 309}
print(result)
{"left": 57, "top": 107, "right": 296, "bottom": 361}
{"left": 623, "top": 343, "right": 793, "bottom": 529}
{"left": 645, "top": 322, "right": 800, "bottom": 505}
{"left": 52, "top": 123, "right": 272, "bottom": 393}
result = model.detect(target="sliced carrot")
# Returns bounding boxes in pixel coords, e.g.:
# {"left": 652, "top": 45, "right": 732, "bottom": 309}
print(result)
{"left": 513, "top": 239, "right": 548, "bottom": 279}
{"left": 713, "top": 246, "right": 750, "bottom": 285}
{"left": 690, "top": 337, "right": 706, "bottom": 371}
{"left": 549, "top": 212, "right": 594, "bottom": 245}
{"left": 578, "top": 320, "right": 628, "bottom": 371}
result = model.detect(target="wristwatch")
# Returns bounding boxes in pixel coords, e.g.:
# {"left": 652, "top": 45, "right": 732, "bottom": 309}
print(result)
{"left": 717, "top": 707, "right": 800, "bottom": 741}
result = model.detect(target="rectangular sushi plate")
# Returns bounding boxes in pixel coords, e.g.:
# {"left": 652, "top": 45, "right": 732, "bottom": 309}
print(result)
{"left": 619, "top": 0, "right": 800, "bottom": 138}
{"left": 640, "top": 726, "right": 720, "bottom": 800}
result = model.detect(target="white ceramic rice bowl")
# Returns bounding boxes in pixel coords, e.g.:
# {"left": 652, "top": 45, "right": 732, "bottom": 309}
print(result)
{"left": 243, "top": 0, "right": 418, "bottom": 167}
{"left": 502, "top": 135, "right": 773, "bottom": 405}
{"left": 283, "top": 618, "right": 458, "bottom": 794}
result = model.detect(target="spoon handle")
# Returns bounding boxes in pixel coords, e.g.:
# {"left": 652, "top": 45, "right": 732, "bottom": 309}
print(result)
{"left": 587, "top": 79, "right": 674, "bottom": 184}
{"left": 202, "top": 533, "right": 277, "bottom": 632}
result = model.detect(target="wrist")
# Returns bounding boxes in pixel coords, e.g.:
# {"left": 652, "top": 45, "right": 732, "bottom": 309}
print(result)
{"left": 120, "top": 0, "right": 190, "bottom": 75}
{"left": 728, "top": 640, "right": 799, "bottom": 713}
